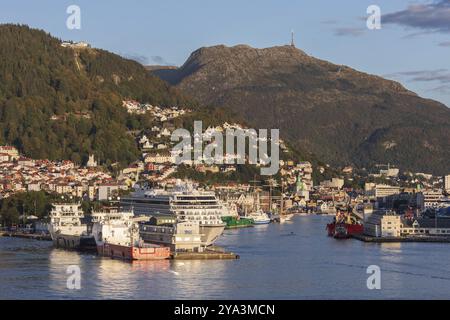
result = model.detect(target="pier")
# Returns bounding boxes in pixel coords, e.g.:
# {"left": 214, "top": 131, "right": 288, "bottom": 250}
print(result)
{"left": 352, "top": 234, "right": 450, "bottom": 243}
{"left": 0, "top": 231, "right": 52, "bottom": 241}
{"left": 171, "top": 246, "right": 239, "bottom": 260}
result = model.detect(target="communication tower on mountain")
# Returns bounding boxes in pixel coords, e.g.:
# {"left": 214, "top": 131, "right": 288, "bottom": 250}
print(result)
{"left": 291, "top": 30, "right": 295, "bottom": 47}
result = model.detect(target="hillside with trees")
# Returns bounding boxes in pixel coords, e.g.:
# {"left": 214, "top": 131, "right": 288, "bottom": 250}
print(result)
{"left": 0, "top": 24, "right": 195, "bottom": 166}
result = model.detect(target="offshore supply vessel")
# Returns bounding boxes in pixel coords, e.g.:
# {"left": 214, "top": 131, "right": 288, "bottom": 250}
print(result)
{"left": 91, "top": 209, "right": 170, "bottom": 261}
{"left": 326, "top": 211, "right": 364, "bottom": 239}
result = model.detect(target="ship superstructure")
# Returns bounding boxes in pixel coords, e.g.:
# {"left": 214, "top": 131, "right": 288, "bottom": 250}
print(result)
{"left": 121, "top": 183, "right": 225, "bottom": 246}
{"left": 49, "top": 203, "right": 93, "bottom": 249}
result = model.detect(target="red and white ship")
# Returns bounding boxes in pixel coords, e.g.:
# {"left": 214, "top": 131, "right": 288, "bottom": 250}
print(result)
{"left": 92, "top": 210, "right": 170, "bottom": 261}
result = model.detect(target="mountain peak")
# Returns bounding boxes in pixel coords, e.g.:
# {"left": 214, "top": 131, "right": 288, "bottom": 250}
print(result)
{"left": 152, "top": 43, "right": 450, "bottom": 175}
{"left": 186, "top": 43, "right": 311, "bottom": 65}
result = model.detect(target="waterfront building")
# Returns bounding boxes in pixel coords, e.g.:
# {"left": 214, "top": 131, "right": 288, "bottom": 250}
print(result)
{"left": 401, "top": 218, "right": 450, "bottom": 236}
{"left": 364, "top": 211, "right": 402, "bottom": 237}
{"left": 365, "top": 211, "right": 450, "bottom": 238}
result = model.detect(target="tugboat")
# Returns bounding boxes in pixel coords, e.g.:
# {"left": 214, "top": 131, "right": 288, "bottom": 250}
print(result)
{"left": 326, "top": 210, "right": 364, "bottom": 239}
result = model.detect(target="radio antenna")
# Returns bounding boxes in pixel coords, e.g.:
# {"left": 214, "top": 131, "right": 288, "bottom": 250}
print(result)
{"left": 291, "top": 29, "right": 295, "bottom": 47}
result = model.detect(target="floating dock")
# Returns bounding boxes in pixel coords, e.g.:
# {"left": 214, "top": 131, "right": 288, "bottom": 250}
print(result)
{"left": 171, "top": 246, "right": 239, "bottom": 260}
{"left": 0, "top": 231, "right": 52, "bottom": 241}
{"left": 352, "top": 234, "right": 450, "bottom": 243}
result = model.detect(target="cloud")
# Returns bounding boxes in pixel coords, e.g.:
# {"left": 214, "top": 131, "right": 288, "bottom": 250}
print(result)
{"left": 385, "top": 69, "right": 450, "bottom": 97}
{"left": 429, "top": 84, "right": 450, "bottom": 93}
{"left": 438, "top": 41, "right": 450, "bottom": 46}
{"left": 120, "top": 54, "right": 173, "bottom": 66}
{"left": 122, "top": 53, "right": 149, "bottom": 65}
{"left": 150, "top": 56, "right": 172, "bottom": 65}
{"left": 334, "top": 27, "right": 366, "bottom": 37}
{"left": 385, "top": 69, "right": 450, "bottom": 83}
{"left": 383, "top": 0, "right": 450, "bottom": 34}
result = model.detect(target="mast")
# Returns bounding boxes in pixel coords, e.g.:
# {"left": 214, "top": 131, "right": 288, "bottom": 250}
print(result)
{"left": 291, "top": 29, "right": 295, "bottom": 47}
{"left": 249, "top": 175, "right": 261, "bottom": 212}
{"left": 280, "top": 181, "right": 285, "bottom": 216}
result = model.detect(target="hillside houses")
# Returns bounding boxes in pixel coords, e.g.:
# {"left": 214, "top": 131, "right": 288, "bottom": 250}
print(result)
{"left": 122, "top": 100, "right": 190, "bottom": 119}
{"left": 0, "top": 146, "right": 125, "bottom": 200}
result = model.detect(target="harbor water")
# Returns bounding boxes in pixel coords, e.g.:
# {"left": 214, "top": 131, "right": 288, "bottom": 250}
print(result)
{"left": 1, "top": 215, "right": 449, "bottom": 299}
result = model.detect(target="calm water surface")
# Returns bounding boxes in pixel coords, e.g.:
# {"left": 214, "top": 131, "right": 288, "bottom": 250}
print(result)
{"left": 1, "top": 215, "right": 449, "bottom": 299}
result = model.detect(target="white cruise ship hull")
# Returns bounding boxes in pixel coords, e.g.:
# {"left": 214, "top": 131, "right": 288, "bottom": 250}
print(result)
{"left": 200, "top": 224, "right": 226, "bottom": 246}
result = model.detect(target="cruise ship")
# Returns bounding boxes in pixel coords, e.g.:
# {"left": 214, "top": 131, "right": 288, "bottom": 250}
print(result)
{"left": 120, "top": 183, "right": 226, "bottom": 247}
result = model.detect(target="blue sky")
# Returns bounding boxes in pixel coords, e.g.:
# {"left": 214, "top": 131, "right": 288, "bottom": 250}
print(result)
{"left": 1, "top": 0, "right": 450, "bottom": 106}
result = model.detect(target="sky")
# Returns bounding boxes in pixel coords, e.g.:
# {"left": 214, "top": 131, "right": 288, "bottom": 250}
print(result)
{"left": 1, "top": 0, "right": 450, "bottom": 106}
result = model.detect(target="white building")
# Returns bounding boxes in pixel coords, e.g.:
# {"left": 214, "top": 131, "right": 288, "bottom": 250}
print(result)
{"left": 0, "top": 146, "right": 19, "bottom": 160}
{"left": 320, "top": 178, "right": 344, "bottom": 189}
{"left": 160, "top": 128, "right": 171, "bottom": 137}
{"left": 445, "top": 175, "right": 450, "bottom": 193}
{"left": 144, "top": 153, "right": 174, "bottom": 164}
{"left": 0, "top": 153, "right": 10, "bottom": 162}
{"left": 97, "top": 184, "right": 119, "bottom": 201}
{"left": 61, "top": 41, "right": 90, "bottom": 49}
{"left": 421, "top": 189, "right": 444, "bottom": 209}
{"left": 364, "top": 212, "right": 402, "bottom": 237}
{"left": 380, "top": 167, "right": 399, "bottom": 177}
{"left": 86, "top": 154, "right": 98, "bottom": 167}
{"left": 27, "top": 183, "right": 41, "bottom": 192}
{"left": 401, "top": 219, "right": 450, "bottom": 236}
{"left": 366, "top": 184, "right": 400, "bottom": 198}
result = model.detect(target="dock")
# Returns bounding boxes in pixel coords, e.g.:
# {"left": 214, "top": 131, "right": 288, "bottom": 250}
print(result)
{"left": 352, "top": 234, "right": 450, "bottom": 243}
{"left": 0, "top": 231, "right": 52, "bottom": 241}
{"left": 171, "top": 246, "right": 239, "bottom": 260}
